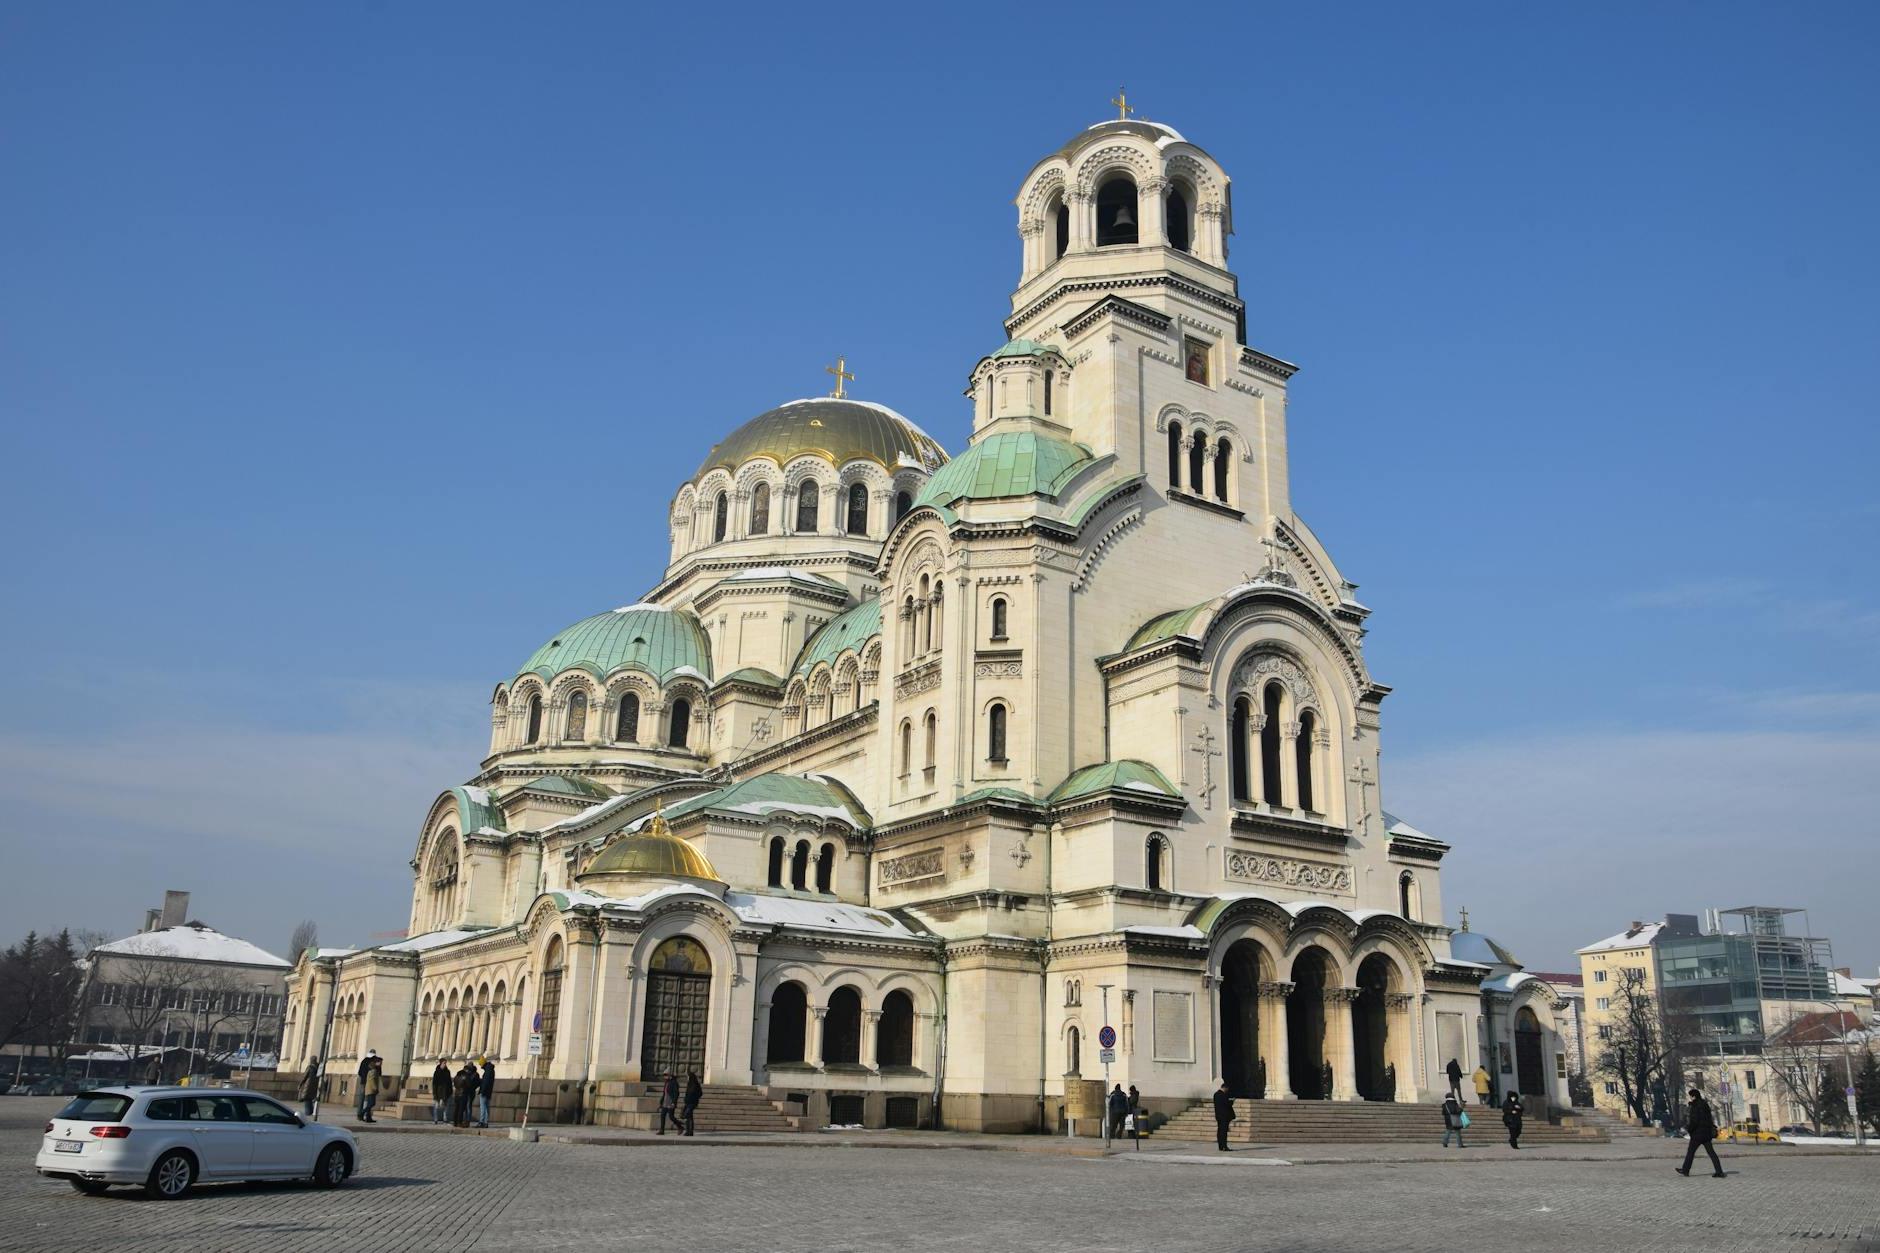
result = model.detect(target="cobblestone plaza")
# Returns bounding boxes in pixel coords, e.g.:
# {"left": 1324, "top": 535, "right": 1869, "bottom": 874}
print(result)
{"left": 3, "top": 1099, "right": 1875, "bottom": 1252}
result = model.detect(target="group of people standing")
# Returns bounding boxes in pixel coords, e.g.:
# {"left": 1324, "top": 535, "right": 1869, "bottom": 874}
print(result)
{"left": 1441, "top": 1056, "right": 1522, "bottom": 1148}
{"left": 430, "top": 1057, "right": 497, "bottom": 1127}
{"left": 656, "top": 1069, "right": 703, "bottom": 1135}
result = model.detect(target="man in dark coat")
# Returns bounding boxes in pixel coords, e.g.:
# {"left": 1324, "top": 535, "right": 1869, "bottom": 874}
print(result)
{"left": 1502, "top": 1090, "right": 1524, "bottom": 1149}
{"left": 299, "top": 1058, "right": 321, "bottom": 1117}
{"left": 1446, "top": 1057, "right": 1464, "bottom": 1103}
{"left": 657, "top": 1071, "right": 680, "bottom": 1135}
{"left": 1441, "top": 1092, "right": 1466, "bottom": 1148}
{"left": 1107, "top": 1084, "right": 1129, "bottom": 1141}
{"left": 682, "top": 1070, "right": 702, "bottom": 1136}
{"left": 356, "top": 1050, "right": 381, "bottom": 1122}
{"left": 478, "top": 1058, "right": 496, "bottom": 1128}
{"left": 1213, "top": 1080, "right": 1236, "bottom": 1152}
{"left": 431, "top": 1060, "right": 452, "bottom": 1124}
{"left": 1677, "top": 1089, "right": 1725, "bottom": 1177}
{"left": 453, "top": 1061, "right": 477, "bottom": 1127}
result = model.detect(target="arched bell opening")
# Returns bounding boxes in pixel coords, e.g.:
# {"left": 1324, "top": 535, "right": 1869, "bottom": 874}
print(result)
{"left": 1095, "top": 175, "right": 1139, "bottom": 247}
{"left": 1287, "top": 948, "right": 1333, "bottom": 1099}
{"left": 1167, "top": 183, "right": 1193, "bottom": 253}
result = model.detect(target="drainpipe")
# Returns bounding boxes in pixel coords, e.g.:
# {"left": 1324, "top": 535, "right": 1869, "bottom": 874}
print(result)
{"left": 580, "top": 919, "right": 605, "bottom": 1124}
{"left": 930, "top": 943, "right": 948, "bottom": 1131}
{"left": 1037, "top": 819, "right": 1056, "bottom": 1132}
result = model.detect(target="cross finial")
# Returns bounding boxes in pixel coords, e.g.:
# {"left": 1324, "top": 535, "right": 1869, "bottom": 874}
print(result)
{"left": 1111, "top": 87, "right": 1134, "bottom": 121}
{"left": 825, "top": 355, "right": 854, "bottom": 399}
{"left": 1458, "top": 906, "right": 1470, "bottom": 933}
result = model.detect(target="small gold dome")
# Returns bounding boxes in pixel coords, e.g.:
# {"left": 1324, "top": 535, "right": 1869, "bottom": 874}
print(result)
{"left": 580, "top": 808, "right": 720, "bottom": 883}
{"left": 694, "top": 399, "right": 946, "bottom": 479}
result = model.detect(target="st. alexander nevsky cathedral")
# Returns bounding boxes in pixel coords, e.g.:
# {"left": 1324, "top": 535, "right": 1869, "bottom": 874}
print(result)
{"left": 281, "top": 107, "right": 1574, "bottom": 1134}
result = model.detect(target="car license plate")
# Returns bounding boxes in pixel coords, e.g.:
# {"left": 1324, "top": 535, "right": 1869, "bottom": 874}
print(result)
{"left": 53, "top": 1140, "right": 83, "bottom": 1153}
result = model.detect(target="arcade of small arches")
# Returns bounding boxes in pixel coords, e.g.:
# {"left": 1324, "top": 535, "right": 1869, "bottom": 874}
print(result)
{"left": 759, "top": 976, "right": 929, "bottom": 1073}
{"left": 765, "top": 835, "right": 842, "bottom": 894}
{"left": 1018, "top": 142, "right": 1229, "bottom": 276}
{"left": 1164, "top": 419, "right": 1239, "bottom": 506}
{"left": 782, "top": 643, "right": 881, "bottom": 734}
{"left": 1225, "top": 653, "right": 1333, "bottom": 817}
{"left": 492, "top": 673, "right": 703, "bottom": 756}
{"left": 671, "top": 458, "right": 922, "bottom": 561}
{"left": 415, "top": 976, "right": 524, "bottom": 1063}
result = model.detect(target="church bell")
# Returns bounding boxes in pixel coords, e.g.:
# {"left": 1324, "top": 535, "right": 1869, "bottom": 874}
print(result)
{"left": 1110, "top": 201, "right": 1135, "bottom": 228}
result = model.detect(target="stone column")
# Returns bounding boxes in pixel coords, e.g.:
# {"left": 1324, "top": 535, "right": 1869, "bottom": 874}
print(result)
{"left": 808, "top": 1006, "right": 827, "bottom": 1069}
{"left": 1140, "top": 177, "right": 1169, "bottom": 248}
{"left": 863, "top": 1010, "right": 882, "bottom": 1071}
{"left": 1068, "top": 190, "right": 1093, "bottom": 252}
{"left": 1280, "top": 721, "right": 1302, "bottom": 810}
{"left": 1386, "top": 993, "right": 1418, "bottom": 1102}
{"left": 1325, "top": 988, "right": 1361, "bottom": 1102}
{"left": 1258, "top": 981, "right": 1295, "bottom": 1099}
{"left": 916, "top": 1011, "right": 938, "bottom": 1073}
{"left": 1248, "top": 714, "right": 1268, "bottom": 806}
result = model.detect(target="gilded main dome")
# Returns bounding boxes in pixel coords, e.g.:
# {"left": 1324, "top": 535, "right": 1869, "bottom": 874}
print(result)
{"left": 694, "top": 399, "right": 946, "bottom": 478}
{"left": 580, "top": 811, "right": 720, "bottom": 884}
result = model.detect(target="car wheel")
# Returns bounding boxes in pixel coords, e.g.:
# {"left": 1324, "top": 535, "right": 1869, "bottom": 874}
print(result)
{"left": 146, "top": 1150, "right": 196, "bottom": 1200}
{"left": 69, "top": 1179, "right": 110, "bottom": 1195}
{"left": 314, "top": 1144, "right": 351, "bottom": 1188}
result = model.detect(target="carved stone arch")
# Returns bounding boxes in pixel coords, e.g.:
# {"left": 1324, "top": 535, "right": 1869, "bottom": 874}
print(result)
{"left": 815, "top": 966, "right": 877, "bottom": 1004}
{"left": 520, "top": 895, "right": 569, "bottom": 946}
{"left": 781, "top": 455, "right": 835, "bottom": 493}
{"left": 1020, "top": 162, "right": 1071, "bottom": 228}
{"left": 836, "top": 460, "right": 891, "bottom": 493}
{"left": 660, "top": 677, "right": 709, "bottom": 714}
{"left": 507, "top": 674, "right": 549, "bottom": 713}
{"left": 757, "top": 963, "right": 826, "bottom": 1002}
{"left": 1351, "top": 914, "right": 1435, "bottom": 973}
{"left": 1199, "top": 895, "right": 1296, "bottom": 953}
{"left": 876, "top": 512, "right": 950, "bottom": 576}
{"left": 547, "top": 669, "right": 599, "bottom": 706}
{"left": 693, "top": 467, "right": 735, "bottom": 500}
{"left": 1073, "top": 142, "right": 1158, "bottom": 197}
{"left": 1153, "top": 402, "right": 1192, "bottom": 434}
{"left": 602, "top": 670, "right": 657, "bottom": 706}
{"left": 1203, "top": 589, "right": 1372, "bottom": 703}
{"left": 671, "top": 483, "right": 698, "bottom": 522}
{"left": 1286, "top": 917, "right": 1360, "bottom": 983}
{"left": 869, "top": 972, "right": 937, "bottom": 1015}
{"left": 1163, "top": 152, "right": 1222, "bottom": 202}
{"left": 732, "top": 456, "right": 785, "bottom": 493}
{"left": 1229, "top": 648, "right": 1321, "bottom": 711}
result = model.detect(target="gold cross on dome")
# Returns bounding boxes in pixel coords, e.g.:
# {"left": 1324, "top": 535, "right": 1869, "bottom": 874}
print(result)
{"left": 825, "top": 355, "right": 854, "bottom": 399}
{"left": 1112, "top": 87, "right": 1134, "bottom": 121}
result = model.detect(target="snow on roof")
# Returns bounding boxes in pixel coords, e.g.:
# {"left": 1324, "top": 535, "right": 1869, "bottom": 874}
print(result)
{"left": 376, "top": 928, "right": 493, "bottom": 954}
{"left": 1833, "top": 971, "right": 1874, "bottom": 997}
{"left": 1382, "top": 811, "right": 1443, "bottom": 843}
{"left": 94, "top": 924, "right": 290, "bottom": 969}
{"left": 611, "top": 602, "right": 671, "bottom": 613}
{"left": 1481, "top": 971, "right": 1537, "bottom": 995}
{"left": 1577, "top": 923, "right": 1665, "bottom": 954}
{"left": 1122, "top": 924, "right": 1205, "bottom": 941}
{"left": 461, "top": 786, "right": 492, "bottom": 806}
{"left": 541, "top": 791, "right": 636, "bottom": 835}
{"left": 553, "top": 884, "right": 927, "bottom": 942}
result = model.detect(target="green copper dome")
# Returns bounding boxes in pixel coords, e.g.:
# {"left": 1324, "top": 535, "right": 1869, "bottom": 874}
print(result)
{"left": 518, "top": 605, "right": 713, "bottom": 684}
{"left": 915, "top": 430, "right": 1093, "bottom": 510}
{"left": 695, "top": 399, "right": 947, "bottom": 478}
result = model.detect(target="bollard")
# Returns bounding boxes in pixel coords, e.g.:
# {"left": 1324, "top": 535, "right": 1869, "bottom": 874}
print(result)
{"left": 509, "top": 1127, "right": 539, "bottom": 1143}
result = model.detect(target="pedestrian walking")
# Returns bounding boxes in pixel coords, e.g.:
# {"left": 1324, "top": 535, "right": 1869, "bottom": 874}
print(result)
{"left": 1107, "top": 1084, "right": 1128, "bottom": 1141}
{"left": 1676, "top": 1089, "right": 1725, "bottom": 1178}
{"left": 657, "top": 1070, "right": 681, "bottom": 1135}
{"left": 1471, "top": 1062, "right": 1492, "bottom": 1108}
{"left": 1502, "top": 1090, "right": 1524, "bottom": 1149}
{"left": 453, "top": 1060, "right": 477, "bottom": 1127}
{"left": 431, "top": 1060, "right": 452, "bottom": 1124}
{"left": 1213, "top": 1080, "right": 1236, "bottom": 1152}
{"left": 299, "top": 1058, "right": 321, "bottom": 1117}
{"left": 356, "top": 1050, "right": 381, "bottom": 1122}
{"left": 1441, "top": 1092, "right": 1467, "bottom": 1148}
{"left": 1446, "top": 1057, "right": 1464, "bottom": 1103}
{"left": 477, "top": 1057, "right": 495, "bottom": 1127}
{"left": 682, "top": 1070, "right": 702, "bottom": 1136}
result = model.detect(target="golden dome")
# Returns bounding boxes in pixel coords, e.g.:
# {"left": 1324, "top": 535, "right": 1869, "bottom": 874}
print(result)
{"left": 694, "top": 399, "right": 946, "bottom": 479}
{"left": 581, "top": 807, "right": 720, "bottom": 883}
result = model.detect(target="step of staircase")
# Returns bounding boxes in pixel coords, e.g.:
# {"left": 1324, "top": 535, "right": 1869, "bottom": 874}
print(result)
{"left": 1572, "top": 1108, "right": 1661, "bottom": 1138}
{"left": 590, "top": 1083, "right": 802, "bottom": 1133}
{"left": 1149, "top": 1099, "right": 1609, "bottom": 1145}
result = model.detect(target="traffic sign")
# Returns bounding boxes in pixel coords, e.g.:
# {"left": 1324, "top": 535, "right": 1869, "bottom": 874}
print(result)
{"left": 1098, "top": 1025, "right": 1117, "bottom": 1050}
{"left": 1099, "top": 1048, "right": 1117, "bottom": 1064}
{"left": 533, "top": 1011, "right": 544, "bottom": 1032}
{"left": 528, "top": 1033, "right": 543, "bottom": 1057}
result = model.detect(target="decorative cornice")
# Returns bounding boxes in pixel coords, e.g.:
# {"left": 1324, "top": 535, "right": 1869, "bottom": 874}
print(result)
{"left": 1012, "top": 275, "right": 1242, "bottom": 339}
{"left": 1238, "top": 346, "right": 1300, "bottom": 381}
{"left": 1059, "top": 293, "right": 1174, "bottom": 339}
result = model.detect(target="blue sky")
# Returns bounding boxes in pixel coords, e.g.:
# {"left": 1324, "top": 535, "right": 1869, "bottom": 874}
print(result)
{"left": 2, "top": 2, "right": 1875, "bottom": 973}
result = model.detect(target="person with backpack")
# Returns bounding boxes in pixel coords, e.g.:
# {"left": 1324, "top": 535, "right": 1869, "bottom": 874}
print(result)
{"left": 1441, "top": 1091, "right": 1468, "bottom": 1148}
{"left": 1677, "top": 1088, "right": 1725, "bottom": 1178}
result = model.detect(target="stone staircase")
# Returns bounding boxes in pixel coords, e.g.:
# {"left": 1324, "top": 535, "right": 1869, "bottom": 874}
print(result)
{"left": 588, "top": 1082, "right": 803, "bottom": 1133}
{"left": 1572, "top": 1107, "right": 1662, "bottom": 1139}
{"left": 1150, "top": 1099, "right": 1610, "bottom": 1145}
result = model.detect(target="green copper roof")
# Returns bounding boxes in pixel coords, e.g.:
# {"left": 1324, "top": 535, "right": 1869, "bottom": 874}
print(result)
{"left": 1048, "top": 760, "right": 1181, "bottom": 804}
{"left": 519, "top": 605, "right": 713, "bottom": 684}
{"left": 915, "top": 431, "right": 1093, "bottom": 510}
{"left": 954, "top": 785, "right": 1041, "bottom": 807}
{"left": 517, "top": 774, "right": 611, "bottom": 800}
{"left": 991, "top": 337, "right": 1056, "bottom": 359}
{"left": 449, "top": 786, "right": 506, "bottom": 833}
{"left": 716, "top": 666, "right": 785, "bottom": 689}
{"left": 661, "top": 772, "right": 872, "bottom": 828}
{"left": 1122, "top": 601, "right": 1210, "bottom": 652}
{"left": 792, "top": 598, "right": 883, "bottom": 677}
{"left": 694, "top": 399, "right": 947, "bottom": 478}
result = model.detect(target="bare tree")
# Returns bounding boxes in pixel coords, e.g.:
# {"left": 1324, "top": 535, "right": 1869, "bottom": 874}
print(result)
{"left": 288, "top": 920, "right": 319, "bottom": 963}
{"left": 1592, "top": 967, "right": 1695, "bottom": 1123}
{"left": 89, "top": 956, "right": 259, "bottom": 1080}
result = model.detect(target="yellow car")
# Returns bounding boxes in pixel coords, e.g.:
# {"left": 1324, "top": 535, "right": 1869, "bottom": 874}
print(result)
{"left": 1717, "top": 1121, "right": 1781, "bottom": 1144}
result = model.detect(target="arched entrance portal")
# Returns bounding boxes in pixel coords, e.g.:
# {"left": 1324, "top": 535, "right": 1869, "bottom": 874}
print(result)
{"left": 640, "top": 936, "right": 711, "bottom": 1079}
{"left": 1515, "top": 1007, "right": 1546, "bottom": 1098}
{"left": 1219, "top": 940, "right": 1265, "bottom": 1098}
{"left": 1353, "top": 954, "right": 1394, "bottom": 1101}
{"left": 1287, "top": 949, "right": 1333, "bottom": 1099}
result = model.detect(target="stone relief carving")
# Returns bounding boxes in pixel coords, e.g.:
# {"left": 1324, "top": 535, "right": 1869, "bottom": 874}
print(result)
{"left": 974, "top": 660, "right": 1022, "bottom": 680}
{"left": 1231, "top": 653, "right": 1317, "bottom": 706}
{"left": 1224, "top": 850, "right": 1353, "bottom": 893}
{"left": 879, "top": 848, "right": 945, "bottom": 885}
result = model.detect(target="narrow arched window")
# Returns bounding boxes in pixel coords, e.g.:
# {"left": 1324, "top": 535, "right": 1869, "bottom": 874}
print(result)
{"left": 1096, "top": 175, "right": 1139, "bottom": 246}
{"left": 668, "top": 697, "right": 691, "bottom": 749}
{"left": 1399, "top": 872, "right": 1416, "bottom": 921}
{"left": 565, "top": 691, "right": 588, "bottom": 741}
{"left": 1043, "top": 370, "right": 1054, "bottom": 416}
{"left": 1189, "top": 433, "right": 1206, "bottom": 492}
{"left": 615, "top": 692, "right": 639, "bottom": 743}
{"left": 899, "top": 720, "right": 912, "bottom": 776}
{"left": 767, "top": 837, "right": 784, "bottom": 888}
{"left": 1230, "top": 696, "right": 1251, "bottom": 802}
{"left": 1167, "top": 421, "right": 1183, "bottom": 489}
{"left": 924, "top": 710, "right": 937, "bottom": 770}
{"left": 750, "top": 482, "right": 770, "bottom": 535}
{"left": 795, "top": 482, "right": 819, "bottom": 533}
{"left": 895, "top": 490, "right": 912, "bottom": 521}
{"left": 1066, "top": 1025, "right": 1081, "bottom": 1075}
{"left": 1053, "top": 194, "right": 1070, "bottom": 260}
{"left": 845, "top": 482, "right": 869, "bottom": 535}
{"left": 987, "top": 702, "right": 1008, "bottom": 763}
{"left": 931, "top": 583, "right": 943, "bottom": 654}
{"left": 902, "top": 596, "right": 917, "bottom": 655}
{"left": 1296, "top": 709, "right": 1317, "bottom": 812}
{"left": 815, "top": 844, "right": 834, "bottom": 894}
{"left": 525, "top": 693, "right": 543, "bottom": 744}
{"left": 1260, "top": 684, "right": 1284, "bottom": 803}
{"left": 712, "top": 492, "right": 728, "bottom": 542}
{"left": 990, "top": 596, "right": 1008, "bottom": 641}
{"left": 1214, "top": 438, "right": 1231, "bottom": 501}
{"left": 918, "top": 575, "right": 932, "bottom": 652}
{"left": 1167, "top": 184, "right": 1192, "bottom": 252}
{"left": 1146, "top": 835, "right": 1166, "bottom": 891}
{"left": 791, "top": 840, "right": 809, "bottom": 891}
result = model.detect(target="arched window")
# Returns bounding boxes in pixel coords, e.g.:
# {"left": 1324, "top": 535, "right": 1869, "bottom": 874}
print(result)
{"left": 987, "top": 702, "right": 1008, "bottom": 763}
{"left": 1399, "top": 872, "right": 1417, "bottom": 921}
{"left": 1230, "top": 696, "right": 1251, "bottom": 802}
{"left": 1167, "top": 184, "right": 1193, "bottom": 252}
{"left": 1189, "top": 432, "right": 1206, "bottom": 492}
{"left": 845, "top": 482, "right": 869, "bottom": 535}
{"left": 1052, "top": 193, "right": 1070, "bottom": 260}
{"left": 990, "top": 596, "right": 1009, "bottom": 641}
{"left": 824, "top": 986, "right": 862, "bottom": 1065}
{"left": 878, "top": 990, "right": 914, "bottom": 1068}
{"left": 1096, "top": 175, "right": 1139, "bottom": 246}
{"left": 1066, "top": 1025, "right": 1081, "bottom": 1075}
{"left": 537, "top": 936, "right": 564, "bottom": 1068}
{"left": 668, "top": 697, "right": 691, "bottom": 749}
{"left": 1043, "top": 370, "right": 1054, "bottom": 416}
{"left": 1146, "top": 834, "right": 1167, "bottom": 891}
{"left": 791, "top": 840, "right": 809, "bottom": 891}
{"left": 767, "top": 837, "right": 784, "bottom": 888}
{"left": 918, "top": 574, "right": 931, "bottom": 652}
{"left": 525, "top": 693, "right": 543, "bottom": 744}
{"left": 1214, "top": 438, "right": 1231, "bottom": 501}
{"left": 895, "top": 490, "right": 912, "bottom": 521}
{"left": 931, "top": 582, "right": 943, "bottom": 654}
{"left": 766, "top": 981, "right": 807, "bottom": 1063}
{"left": 615, "top": 692, "right": 640, "bottom": 743}
{"left": 795, "top": 482, "right": 819, "bottom": 533}
{"left": 749, "top": 482, "right": 770, "bottom": 535}
{"left": 815, "top": 843, "right": 834, "bottom": 894}
{"left": 1296, "top": 709, "right": 1317, "bottom": 812}
{"left": 1260, "top": 684, "right": 1284, "bottom": 803}
{"left": 899, "top": 720, "right": 912, "bottom": 776}
{"left": 564, "top": 690, "right": 588, "bottom": 741}
{"left": 902, "top": 596, "right": 917, "bottom": 655}
{"left": 712, "top": 492, "right": 728, "bottom": 542}
{"left": 923, "top": 710, "right": 937, "bottom": 771}
{"left": 1167, "top": 421, "right": 1183, "bottom": 488}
